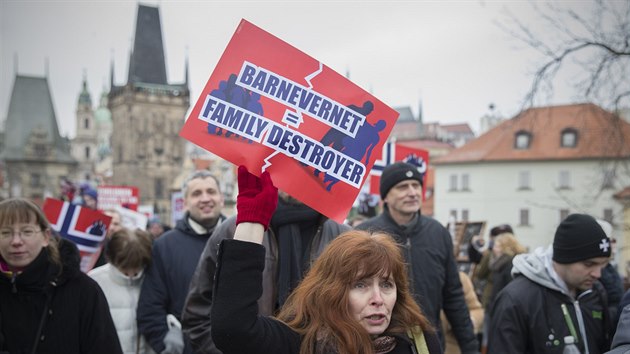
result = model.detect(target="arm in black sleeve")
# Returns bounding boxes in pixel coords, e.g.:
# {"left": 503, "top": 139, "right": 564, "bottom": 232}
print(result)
{"left": 211, "top": 239, "right": 300, "bottom": 354}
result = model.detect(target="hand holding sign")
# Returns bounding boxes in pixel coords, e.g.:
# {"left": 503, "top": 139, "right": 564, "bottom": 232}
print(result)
{"left": 236, "top": 166, "right": 278, "bottom": 230}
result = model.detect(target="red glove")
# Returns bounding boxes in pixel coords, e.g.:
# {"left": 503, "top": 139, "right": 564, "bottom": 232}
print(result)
{"left": 236, "top": 165, "right": 278, "bottom": 230}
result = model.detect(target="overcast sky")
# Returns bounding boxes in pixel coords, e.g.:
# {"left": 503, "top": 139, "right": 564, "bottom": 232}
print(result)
{"left": 0, "top": 0, "right": 601, "bottom": 137}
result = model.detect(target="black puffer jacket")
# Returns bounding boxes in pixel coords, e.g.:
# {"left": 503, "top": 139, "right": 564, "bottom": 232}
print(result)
{"left": 0, "top": 238, "right": 122, "bottom": 354}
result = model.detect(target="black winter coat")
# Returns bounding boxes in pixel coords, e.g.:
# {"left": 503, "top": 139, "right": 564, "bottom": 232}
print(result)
{"left": 137, "top": 213, "right": 225, "bottom": 354}
{"left": 356, "top": 210, "right": 478, "bottom": 353}
{"left": 488, "top": 275, "right": 611, "bottom": 354}
{"left": 0, "top": 238, "right": 122, "bottom": 354}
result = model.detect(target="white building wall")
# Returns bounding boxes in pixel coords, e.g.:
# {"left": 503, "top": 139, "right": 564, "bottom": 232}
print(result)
{"left": 434, "top": 160, "right": 628, "bottom": 252}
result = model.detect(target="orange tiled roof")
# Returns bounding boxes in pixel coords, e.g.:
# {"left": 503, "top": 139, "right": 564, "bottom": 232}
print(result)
{"left": 398, "top": 139, "right": 454, "bottom": 150}
{"left": 441, "top": 123, "right": 474, "bottom": 134}
{"left": 434, "top": 103, "right": 630, "bottom": 164}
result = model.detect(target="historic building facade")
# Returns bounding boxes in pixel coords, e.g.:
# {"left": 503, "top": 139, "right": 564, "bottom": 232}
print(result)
{"left": 0, "top": 75, "right": 77, "bottom": 203}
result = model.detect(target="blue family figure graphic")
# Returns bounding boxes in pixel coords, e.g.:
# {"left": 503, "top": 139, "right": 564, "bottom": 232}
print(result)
{"left": 322, "top": 119, "right": 386, "bottom": 191}
{"left": 87, "top": 220, "right": 107, "bottom": 236}
{"left": 315, "top": 101, "right": 374, "bottom": 178}
{"left": 206, "top": 74, "right": 262, "bottom": 144}
{"left": 207, "top": 80, "right": 228, "bottom": 135}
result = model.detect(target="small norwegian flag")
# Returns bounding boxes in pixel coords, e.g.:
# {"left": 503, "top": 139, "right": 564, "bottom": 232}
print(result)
{"left": 43, "top": 198, "right": 111, "bottom": 272}
{"left": 368, "top": 140, "right": 429, "bottom": 199}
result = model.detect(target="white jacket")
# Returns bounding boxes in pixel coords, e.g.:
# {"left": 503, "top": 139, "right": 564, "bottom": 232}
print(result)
{"left": 89, "top": 264, "right": 155, "bottom": 354}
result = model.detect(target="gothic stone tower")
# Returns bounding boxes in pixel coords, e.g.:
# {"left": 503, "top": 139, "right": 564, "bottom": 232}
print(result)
{"left": 108, "top": 4, "right": 189, "bottom": 221}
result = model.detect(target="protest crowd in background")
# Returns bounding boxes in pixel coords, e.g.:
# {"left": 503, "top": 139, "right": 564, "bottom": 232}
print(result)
{"left": 2, "top": 161, "right": 629, "bottom": 354}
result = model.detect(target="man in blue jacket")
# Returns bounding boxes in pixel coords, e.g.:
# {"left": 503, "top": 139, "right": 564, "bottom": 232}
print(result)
{"left": 137, "top": 170, "right": 226, "bottom": 354}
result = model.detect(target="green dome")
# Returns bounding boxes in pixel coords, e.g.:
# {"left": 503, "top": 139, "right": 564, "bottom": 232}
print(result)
{"left": 94, "top": 92, "right": 111, "bottom": 123}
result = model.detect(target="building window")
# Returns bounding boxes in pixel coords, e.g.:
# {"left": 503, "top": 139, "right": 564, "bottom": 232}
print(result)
{"left": 449, "top": 174, "right": 458, "bottom": 191}
{"left": 561, "top": 128, "right": 578, "bottom": 148}
{"left": 461, "top": 209, "right": 469, "bottom": 222}
{"left": 515, "top": 131, "right": 532, "bottom": 149}
{"left": 155, "top": 178, "right": 164, "bottom": 199}
{"left": 461, "top": 174, "right": 470, "bottom": 191}
{"left": 85, "top": 146, "right": 90, "bottom": 159}
{"left": 558, "top": 170, "right": 571, "bottom": 189}
{"left": 560, "top": 209, "right": 569, "bottom": 223}
{"left": 450, "top": 209, "right": 457, "bottom": 220}
{"left": 84, "top": 118, "right": 89, "bottom": 129}
{"left": 518, "top": 171, "right": 531, "bottom": 190}
{"left": 603, "top": 208, "right": 614, "bottom": 225}
{"left": 519, "top": 209, "right": 530, "bottom": 226}
{"left": 30, "top": 173, "right": 41, "bottom": 187}
{"left": 34, "top": 144, "right": 46, "bottom": 156}
{"left": 602, "top": 169, "right": 615, "bottom": 189}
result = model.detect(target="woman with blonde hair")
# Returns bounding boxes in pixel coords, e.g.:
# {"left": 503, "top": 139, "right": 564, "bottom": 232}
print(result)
{"left": 211, "top": 166, "right": 440, "bottom": 354}
{"left": 0, "top": 198, "right": 122, "bottom": 353}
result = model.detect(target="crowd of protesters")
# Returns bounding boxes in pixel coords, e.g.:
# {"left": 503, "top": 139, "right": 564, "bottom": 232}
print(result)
{"left": 1, "top": 161, "right": 629, "bottom": 354}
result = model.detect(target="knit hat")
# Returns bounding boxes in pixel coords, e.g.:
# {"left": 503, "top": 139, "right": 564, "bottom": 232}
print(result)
{"left": 379, "top": 162, "right": 423, "bottom": 199}
{"left": 83, "top": 187, "right": 98, "bottom": 200}
{"left": 490, "top": 224, "right": 513, "bottom": 237}
{"left": 552, "top": 214, "right": 611, "bottom": 264}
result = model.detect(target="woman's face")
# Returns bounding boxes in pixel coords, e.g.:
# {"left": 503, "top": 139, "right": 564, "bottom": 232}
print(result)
{"left": 348, "top": 275, "right": 397, "bottom": 336}
{"left": 492, "top": 240, "right": 503, "bottom": 257}
{"left": 0, "top": 221, "right": 50, "bottom": 269}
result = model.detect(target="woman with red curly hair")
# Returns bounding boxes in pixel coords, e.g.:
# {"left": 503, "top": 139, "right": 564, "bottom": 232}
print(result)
{"left": 211, "top": 166, "right": 440, "bottom": 354}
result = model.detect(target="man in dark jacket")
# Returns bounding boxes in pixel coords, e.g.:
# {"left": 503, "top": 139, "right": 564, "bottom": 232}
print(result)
{"left": 137, "top": 171, "right": 226, "bottom": 354}
{"left": 356, "top": 162, "right": 479, "bottom": 354}
{"left": 488, "top": 213, "right": 613, "bottom": 354}
{"left": 182, "top": 190, "right": 349, "bottom": 354}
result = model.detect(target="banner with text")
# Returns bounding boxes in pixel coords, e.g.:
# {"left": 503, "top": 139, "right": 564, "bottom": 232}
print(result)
{"left": 180, "top": 19, "right": 399, "bottom": 222}
{"left": 97, "top": 185, "right": 140, "bottom": 211}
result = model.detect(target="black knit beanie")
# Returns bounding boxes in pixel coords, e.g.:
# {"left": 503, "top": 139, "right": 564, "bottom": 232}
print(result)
{"left": 379, "top": 162, "right": 423, "bottom": 199}
{"left": 552, "top": 213, "right": 611, "bottom": 264}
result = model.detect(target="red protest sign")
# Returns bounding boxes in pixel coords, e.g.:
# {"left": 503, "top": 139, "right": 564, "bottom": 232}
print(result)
{"left": 369, "top": 142, "right": 429, "bottom": 200}
{"left": 97, "top": 185, "right": 140, "bottom": 211}
{"left": 179, "top": 19, "right": 399, "bottom": 223}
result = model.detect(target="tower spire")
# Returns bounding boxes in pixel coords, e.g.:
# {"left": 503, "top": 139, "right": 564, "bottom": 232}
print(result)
{"left": 110, "top": 49, "right": 115, "bottom": 89}
{"left": 185, "top": 46, "right": 189, "bottom": 87}
{"left": 127, "top": 4, "right": 167, "bottom": 84}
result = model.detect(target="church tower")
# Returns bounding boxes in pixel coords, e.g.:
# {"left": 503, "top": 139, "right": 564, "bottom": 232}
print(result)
{"left": 108, "top": 4, "right": 189, "bottom": 221}
{"left": 71, "top": 74, "right": 98, "bottom": 183}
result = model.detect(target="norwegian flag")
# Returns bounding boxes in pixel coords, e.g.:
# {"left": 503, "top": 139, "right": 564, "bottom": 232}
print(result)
{"left": 368, "top": 140, "right": 429, "bottom": 199}
{"left": 43, "top": 198, "right": 111, "bottom": 272}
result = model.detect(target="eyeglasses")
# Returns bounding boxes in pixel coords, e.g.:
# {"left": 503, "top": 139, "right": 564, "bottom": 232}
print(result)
{"left": 0, "top": 227, "right": 43, "bottom": 241}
